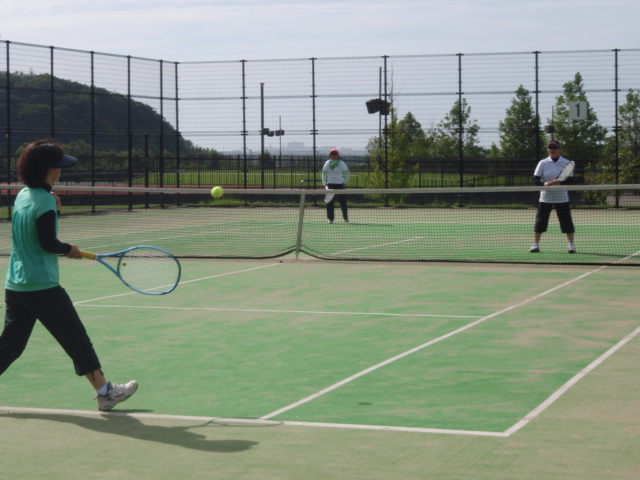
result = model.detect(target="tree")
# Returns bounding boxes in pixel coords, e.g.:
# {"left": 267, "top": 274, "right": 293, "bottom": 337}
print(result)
{"left": 614, "top": 89, "right": 640, "bottom": 183}
{"left": 498, "top": 85, "right": 545, "bottom": 159}
{"left": 365, "top": 110, "right": 423, "bottom": 190}
{"left": 64, "top": 140, "right": 94, "bottom": 158}
{"left": 427, "top": 98, "right": 484, "bottom": 158}
{"left": 487, "top": 143, "right": 502, "bottom": 159}
{"left": 549, "top": 72, "right": 605, "bottom": 170}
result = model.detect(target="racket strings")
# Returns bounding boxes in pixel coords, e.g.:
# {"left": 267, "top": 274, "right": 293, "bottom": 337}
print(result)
{"left": 118, "top": 249, "right": 180, "bottom": 294}
{"left": 557, "top": 162, "right": 575, "bottom": 181}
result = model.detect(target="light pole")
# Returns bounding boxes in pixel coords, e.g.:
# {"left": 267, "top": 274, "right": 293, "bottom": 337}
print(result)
{"left": 259, "top": 83, "right": 285, "bottom": 188}
{"left": 279, "top": 116, "right": 282, "bottom": 159}
{"left": 261, "top": 83, "right": 265, "bottom": 189}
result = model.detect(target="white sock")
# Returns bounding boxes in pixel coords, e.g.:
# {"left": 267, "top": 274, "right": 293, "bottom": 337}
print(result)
{"left": 96, "top": 382, "right": 111, "bottom": 397}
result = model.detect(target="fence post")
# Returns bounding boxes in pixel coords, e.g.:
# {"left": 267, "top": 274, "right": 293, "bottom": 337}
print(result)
{"left": 50, "top": 46, "right": 55, "bottom": 138}
{"left": 260, "top": 82, "right": 265, "bottom": 189}
{"left": 311, "top": 58, "right": 317, "bottom": 185}
{"left": 144, "top": 134, "right": 150, "bottom": 208}
{"left": 613, "top": 48, "right": 621, "bottom": 206}
{"left": 383, "top": 55, "right": 389, "bottom": 191}
{"left": 175, "top": 61, "right": 181, "bottom": 190}
{"left": 90, "top": 51, "right": 96, "bottom": 212}
{"left": 241, "top": 60, "right": 248, "bottom": 189}
{"left": 5, "top": 41, "right": 12, "bottom": 187}
{"left": 159, "top": 59, "right": 165, "bottom": 191}
{"left": 457, "top": 53, "right": 464, "bottom": 189}
{"left": 127, "top": 56, "right": 134, "bottom": 209}
{"left": 534, "top": 51, "right": 541, "bottom": 162}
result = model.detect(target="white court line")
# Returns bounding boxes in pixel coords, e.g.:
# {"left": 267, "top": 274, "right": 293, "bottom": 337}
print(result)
{"left": 0, "top": 406, "right": 507, "bottom": 436}
{"left": 75, "top": 304, "right": 481, "bottom": 319}
{"left": 260, "top": 265, "right": 609, "bottom": 421}
{"left": 73, "top": 263, "right": 281, "bottom": 304}
{"left": 503, "top": 322, "right": 640, "bottom": 436}
{"left": 330, "top": 237, "right": 426, "bottom": 256}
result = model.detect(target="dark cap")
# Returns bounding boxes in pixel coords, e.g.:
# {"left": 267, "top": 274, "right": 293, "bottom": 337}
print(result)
{"left": 54, "top": 153, "right": 78, "bottom": 168}
{"left": 33, "top": 143, "right": 78, "bottom": 168}
{"left": 547, "top": 140, "right": 561, "bottom": 149}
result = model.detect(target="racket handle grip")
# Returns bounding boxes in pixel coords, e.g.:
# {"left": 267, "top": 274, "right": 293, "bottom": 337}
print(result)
{"left": 80, "top": 250, "right": 96, "bottom": 260}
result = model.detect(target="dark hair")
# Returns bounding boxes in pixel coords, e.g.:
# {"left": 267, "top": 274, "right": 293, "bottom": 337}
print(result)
{"left": 17, "top": 139, "right": 64, "bottom": 187}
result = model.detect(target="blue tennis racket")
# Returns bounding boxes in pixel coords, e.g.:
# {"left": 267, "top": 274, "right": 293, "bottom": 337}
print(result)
{"left": 80, "top": 245, "right": 181, "bottom": 295}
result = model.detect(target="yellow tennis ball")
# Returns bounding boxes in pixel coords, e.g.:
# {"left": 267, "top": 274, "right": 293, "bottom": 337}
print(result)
{"left": 211, "top": 186, "right": 223, "bottom": 198}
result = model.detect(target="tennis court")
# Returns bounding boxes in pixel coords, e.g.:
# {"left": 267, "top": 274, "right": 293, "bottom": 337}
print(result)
{"left": 1, "top": 254, "right": 638, "bottom": 479}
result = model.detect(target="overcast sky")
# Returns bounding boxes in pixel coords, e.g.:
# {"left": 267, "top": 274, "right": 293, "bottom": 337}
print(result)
{"left": 0, "top": 0, "right": 637, "bottom": 62}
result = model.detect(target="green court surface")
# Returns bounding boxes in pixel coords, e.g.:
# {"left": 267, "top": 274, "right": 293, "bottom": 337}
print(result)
{"left": 0, "top": 257, "right": 639, "bottom": 479}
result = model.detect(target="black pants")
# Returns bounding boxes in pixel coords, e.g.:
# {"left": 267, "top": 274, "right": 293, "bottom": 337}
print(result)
{"left": 326, "top": 183, "right": 348, "bottom": 222}
{"left": 534, "top": 201, "right": 575, "bottom": 234}
{"left": 0, "top": 286, "right": 102, "bottom": 376}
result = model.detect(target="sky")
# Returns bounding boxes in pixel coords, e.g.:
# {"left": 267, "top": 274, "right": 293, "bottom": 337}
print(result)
{"left": 0, "top": 0, "right": 637, "bottom": 62}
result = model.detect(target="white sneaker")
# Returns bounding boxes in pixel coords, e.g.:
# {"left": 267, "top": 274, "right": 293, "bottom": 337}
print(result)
{"left": 327, "top": 220, "right": 333, "bottom": 224}
{"left": 96, "top": 380, "right": 138, "bottom": 411}
{"left": 568, "top": 243, "right": 577, "bottom": 254}
{"left": 530, "top": 243, "right": 540, "bottom": 253}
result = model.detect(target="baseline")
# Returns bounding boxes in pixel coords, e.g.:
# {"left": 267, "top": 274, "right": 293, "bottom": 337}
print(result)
{"left": 74, "top": 304, "right": 482, "bottom": 319}
{"left": 0, "top": 406, "right": 507, "bottom": 437}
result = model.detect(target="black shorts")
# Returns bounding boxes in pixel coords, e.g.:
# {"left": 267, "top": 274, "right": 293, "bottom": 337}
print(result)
{"left": 0, "top": 286, "right": 102, "bottom": 376}
{"left": 534, "top": 202, "right": 575, "bottom": 234}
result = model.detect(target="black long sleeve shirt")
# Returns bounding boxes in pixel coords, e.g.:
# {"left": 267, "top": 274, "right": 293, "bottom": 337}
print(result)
{"left": 36, "top": 184, "right": 72, "bottom": 255}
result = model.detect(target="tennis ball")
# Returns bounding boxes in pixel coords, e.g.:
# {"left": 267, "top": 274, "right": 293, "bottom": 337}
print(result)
{"left": 211, "top": 186, "right": 223, "bottom": 198}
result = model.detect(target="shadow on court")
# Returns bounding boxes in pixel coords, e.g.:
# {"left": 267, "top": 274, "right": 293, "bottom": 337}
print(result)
{"left": 3, "top": 412, "right": 260, "bottom": 453}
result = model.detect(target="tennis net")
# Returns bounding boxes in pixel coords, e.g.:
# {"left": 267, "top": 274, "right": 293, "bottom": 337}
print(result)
{"left": 0, "top": 184, "right": 639, "bottom": 265}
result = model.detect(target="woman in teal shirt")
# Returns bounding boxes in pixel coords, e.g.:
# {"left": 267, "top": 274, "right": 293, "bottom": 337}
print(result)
{"left": 0, "top": 139, "right": 137, "bottom": 411}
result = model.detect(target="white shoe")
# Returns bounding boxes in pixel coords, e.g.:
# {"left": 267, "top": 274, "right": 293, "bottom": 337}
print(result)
{"left": 327, "top": 220, "right": 333, "bottom": 224}
{"left": 530, "top": 243, "right": 540, "bottom": 253}
{"left": 96, "top": 380, "right": 138, "bottom": 411}
{"left": 568, "top": 243, "right": 577, "bottom": 254}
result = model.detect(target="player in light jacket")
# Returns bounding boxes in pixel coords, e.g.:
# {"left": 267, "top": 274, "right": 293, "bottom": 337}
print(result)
{"left": 322, "top": 149, "right": 350, "bottom": 224}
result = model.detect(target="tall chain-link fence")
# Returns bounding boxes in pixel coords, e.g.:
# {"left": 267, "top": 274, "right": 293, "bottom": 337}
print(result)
{"left": 1, "top": 41, "right": 639, "bottom": 189}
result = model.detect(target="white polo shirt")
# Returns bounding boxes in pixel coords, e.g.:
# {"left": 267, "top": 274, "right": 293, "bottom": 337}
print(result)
{"left": 534, "top": 155, "right": 573, "bottom": 203}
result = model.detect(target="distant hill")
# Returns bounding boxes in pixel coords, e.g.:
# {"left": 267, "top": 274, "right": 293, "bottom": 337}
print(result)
{"left": 0, "top": 71, "right": 198, "bottom": 155}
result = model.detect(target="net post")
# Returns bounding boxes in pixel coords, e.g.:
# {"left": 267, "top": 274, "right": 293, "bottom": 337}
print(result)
{"left": 295, "top": 192, "right": 306, "bottom": 259}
